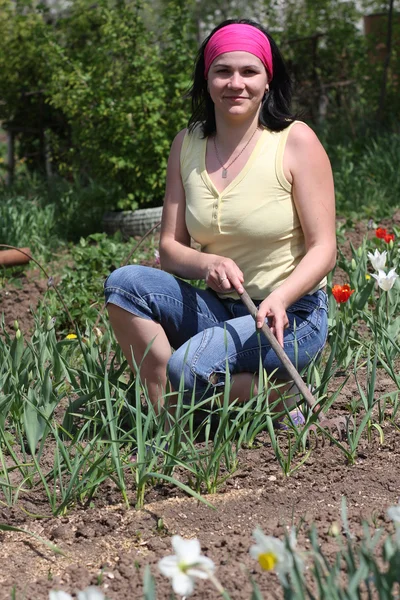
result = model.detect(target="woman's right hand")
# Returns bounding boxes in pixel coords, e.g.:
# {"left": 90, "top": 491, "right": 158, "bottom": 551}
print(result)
{"left": 205, "top": 256, "right": 245, "bottom": 295}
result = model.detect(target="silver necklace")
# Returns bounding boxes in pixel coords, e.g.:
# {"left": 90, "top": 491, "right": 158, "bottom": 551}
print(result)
{"left": 213, "top": 128, "right": 258, "bottom": 178}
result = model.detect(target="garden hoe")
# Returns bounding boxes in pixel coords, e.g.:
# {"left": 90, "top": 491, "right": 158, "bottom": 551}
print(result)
{"left": 115, "top": 223, "right": 350, "bottom": 443}
{"left": 240, "top": 288, "right": 350, "bottom": 443}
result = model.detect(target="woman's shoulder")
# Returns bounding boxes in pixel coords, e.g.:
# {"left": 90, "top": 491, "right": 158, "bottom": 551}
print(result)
{"left": 284, "top": 121, "right": 331, "bottom": 177}
{"left": 285, "top": 121, "right": 321, "bottom": 149}
{"left": 172, "top": 128, "right": 188, "bottom": 146}
{"left": 168, "top": 128, "right": 188, "bottom": 161}
{"left": 172, "top": 125, "right": 204, "bottom": 150}
{"left": 170, "top": 126, "right": 205, "bottom": 172}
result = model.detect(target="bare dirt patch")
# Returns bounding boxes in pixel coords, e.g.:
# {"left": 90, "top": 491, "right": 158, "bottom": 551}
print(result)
{"left": 0, "top": 270, "right": 46, "bottom": 334}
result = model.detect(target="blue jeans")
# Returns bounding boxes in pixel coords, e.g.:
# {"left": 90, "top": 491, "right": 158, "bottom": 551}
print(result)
{"left": 104, "top": 266, "right": 328, "bottom": 403}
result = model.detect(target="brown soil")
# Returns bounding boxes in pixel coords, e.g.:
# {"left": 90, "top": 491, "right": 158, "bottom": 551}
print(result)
{"left": 0, "top": 270, "right": 47, "bottom": 335}
{"left": 0, "top": 225, "right": 399, "bottom": 599}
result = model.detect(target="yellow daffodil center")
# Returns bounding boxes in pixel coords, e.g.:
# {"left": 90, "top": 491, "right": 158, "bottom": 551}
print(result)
{"left": 178, "top": 560, "right": 189, "bottom": 573}
{"left": 365, "top": 274, "right": 371, "bottom": 280}
{"left": 258, "top": 552, "right": 278, "bottom": 571}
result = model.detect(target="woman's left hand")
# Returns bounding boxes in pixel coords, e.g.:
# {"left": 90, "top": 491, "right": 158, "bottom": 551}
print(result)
{"left": 256, "top": 292, "right": 289, "bottom": 348}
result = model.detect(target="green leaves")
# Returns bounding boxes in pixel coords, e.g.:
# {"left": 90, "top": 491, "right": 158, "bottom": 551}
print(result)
{"left": 44, "top": 0, "right": 192, "bottom": 209}
{"left": 42, "top": 231, "right": 146, "bottom": 333}
{"left": 0, "top": 0, "right": 194, "bottom": 209}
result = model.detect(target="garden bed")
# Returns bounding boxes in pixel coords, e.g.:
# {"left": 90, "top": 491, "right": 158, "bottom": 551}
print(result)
{"left": 0, "top": 389, "right": 398, "bottom": 599}
{"left": 0, "top": 220, "right": 399, "bottom": 599}
{"left": 0, "top": 412, "right": 398, "bottom": 599}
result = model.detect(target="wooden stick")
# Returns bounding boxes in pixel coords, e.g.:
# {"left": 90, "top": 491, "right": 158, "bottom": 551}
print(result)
{"left": 240, "top": 289, "right": 321, "bottom": 418}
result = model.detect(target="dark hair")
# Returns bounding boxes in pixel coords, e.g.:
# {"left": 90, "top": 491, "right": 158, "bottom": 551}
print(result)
{"left": 187, "top": 19, "right": 295, "bottom": 136}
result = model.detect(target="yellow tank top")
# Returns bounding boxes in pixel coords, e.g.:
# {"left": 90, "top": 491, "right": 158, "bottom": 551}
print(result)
{"left": 180, "top": 122, "right": 326, "bottom": 300}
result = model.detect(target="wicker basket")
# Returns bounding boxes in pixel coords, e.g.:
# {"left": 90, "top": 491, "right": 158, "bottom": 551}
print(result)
{"left": 103, "top": 207, "right": 163, "bottom": 239}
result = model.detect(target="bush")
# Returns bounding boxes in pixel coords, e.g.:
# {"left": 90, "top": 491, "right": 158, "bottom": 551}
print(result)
{"left": 0, "top": 0, "right": 195, "bottom": 210}
{"left": 1, "top": 0, "right": 399, "bottom": 213}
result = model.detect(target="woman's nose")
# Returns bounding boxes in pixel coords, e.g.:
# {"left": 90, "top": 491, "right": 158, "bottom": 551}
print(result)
{"left": 228, "top": 72, "right": 245, "bottom": 89}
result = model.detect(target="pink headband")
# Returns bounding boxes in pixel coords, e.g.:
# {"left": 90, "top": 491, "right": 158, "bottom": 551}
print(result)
{"left": 204, "top": 24, "right": 273, "bottom": 80}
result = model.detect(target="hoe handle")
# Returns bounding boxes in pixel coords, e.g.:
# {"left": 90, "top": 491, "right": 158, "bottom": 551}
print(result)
{"left": 240, "top": 289, "right": 320, "bottom": 417}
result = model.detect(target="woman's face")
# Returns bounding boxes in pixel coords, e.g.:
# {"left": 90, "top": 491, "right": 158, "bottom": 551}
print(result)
{"left": 207, "top": 51, "right": 269, "bottom": 121}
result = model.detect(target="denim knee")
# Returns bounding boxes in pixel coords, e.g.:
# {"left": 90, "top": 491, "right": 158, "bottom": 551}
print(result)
{"left": 104, "top": 264, "right": 154, "bottom": 297}
{"left": 167, "top": 343, "right": 217, "bottom": 403}
{"left": 104, "top": 265, "right": 167, "bottom": 321}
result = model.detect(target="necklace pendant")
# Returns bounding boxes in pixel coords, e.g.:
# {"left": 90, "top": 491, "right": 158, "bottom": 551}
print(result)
{"left": 222, "top": 168, "right": 228, "bottom": 178}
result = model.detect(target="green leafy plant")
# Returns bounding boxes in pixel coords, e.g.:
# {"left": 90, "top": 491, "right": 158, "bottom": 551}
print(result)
{"left": 40, "top": 232, "right": 158, "bottom": 333}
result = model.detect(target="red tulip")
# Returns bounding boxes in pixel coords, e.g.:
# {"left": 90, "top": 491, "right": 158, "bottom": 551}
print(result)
{"left": 384, "top": 233, "right": 395, "bottom": 243}
{"left": 375, "top": 227, "right": 387, "bottom": 239}
{"left": 332, "top": 284, "right": 355, "bottom": 303}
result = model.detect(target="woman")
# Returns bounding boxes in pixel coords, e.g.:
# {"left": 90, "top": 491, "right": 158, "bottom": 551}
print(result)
{"left": 104, "top": 19, "right": 336, "bottom": 423}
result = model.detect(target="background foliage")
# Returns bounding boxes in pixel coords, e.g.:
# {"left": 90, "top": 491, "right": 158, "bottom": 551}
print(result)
{"left": 0, "top": 0, "right": 399, "bottom": 223}
{"left": 0, "top": 0, "right": 196, "bottom": 211}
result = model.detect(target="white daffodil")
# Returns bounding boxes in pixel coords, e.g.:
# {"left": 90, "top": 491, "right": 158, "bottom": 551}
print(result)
{"left": 49, "top": 592, "right": 72, "bottom": 600}
{"left": 388, "top": 503, "right": 400, "bottom": 524}
{"left": 158, "top": 535, "right": 215, "bottom": 597}
{"left": 250, "top": 528, "right": 293, "bottom": 584}
{"left": 371, "top": 268, "right": 399, "bottom": 291}
{"left": 77, "top": 588, "right": 105, "bottom": 600}
{"left": 368, "top": 249, "right": 387, "bottom": 272}
{"left": 50, "top": 588, "right": 105, "bottom": 600}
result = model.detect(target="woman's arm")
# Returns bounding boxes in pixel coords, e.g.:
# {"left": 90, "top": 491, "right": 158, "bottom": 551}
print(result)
{"left": 159, "top": 130, "right": 244, "bottom": 293}
{"left": 256, "top": 123, "right": 336, "bottom": 345}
